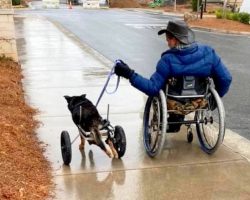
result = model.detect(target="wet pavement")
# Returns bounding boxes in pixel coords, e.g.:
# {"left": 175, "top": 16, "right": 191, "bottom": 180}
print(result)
{"left": 14, "top": 15, "right": 250, "bottom": 199}
{"left": 15, "top": 3, "right": 250, "bottom": 140}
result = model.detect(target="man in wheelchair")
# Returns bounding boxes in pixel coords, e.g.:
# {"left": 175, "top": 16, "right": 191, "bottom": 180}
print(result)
{"left": 114, "top": 20, "right": 232, "bottom": 133}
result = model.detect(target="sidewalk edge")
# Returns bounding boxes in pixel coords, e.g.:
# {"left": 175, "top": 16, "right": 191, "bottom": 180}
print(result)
{"left": 224, "top": 129, "right": 250, "bottom": 162}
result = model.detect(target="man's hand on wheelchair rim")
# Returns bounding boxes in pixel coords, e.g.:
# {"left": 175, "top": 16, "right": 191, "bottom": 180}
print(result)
{"left": 114, "top": 59, "right": 134, "bottom": 79}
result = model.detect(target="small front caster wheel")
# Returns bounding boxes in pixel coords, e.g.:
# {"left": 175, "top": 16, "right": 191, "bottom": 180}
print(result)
{"left": 61, "top": 130, "right": 72, "bottom": 165}
{"left": 187, "top": 131, "right": 193, "bottom": 143}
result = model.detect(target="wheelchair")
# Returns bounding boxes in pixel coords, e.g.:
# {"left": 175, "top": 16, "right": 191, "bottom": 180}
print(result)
{"left": 143, "top": 76, "right": 225, "bottom": 157}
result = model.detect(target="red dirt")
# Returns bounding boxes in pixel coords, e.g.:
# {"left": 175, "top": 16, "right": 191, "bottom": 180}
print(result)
{"left": 188, "top": 17, "right": 250, "bottom": 33}
{"left": 109, "top": 0, "right": 141, "bottom": 8}
{"left": 0, "top": 57, "right": 53, "bottom": 200}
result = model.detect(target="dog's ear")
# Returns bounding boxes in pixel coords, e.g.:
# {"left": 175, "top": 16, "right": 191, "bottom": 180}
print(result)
{"left": 81, "top": 94, "right": 86, "bottom": 99}
{"left": 64, "top": 95, "right": 71, "bottom": 103}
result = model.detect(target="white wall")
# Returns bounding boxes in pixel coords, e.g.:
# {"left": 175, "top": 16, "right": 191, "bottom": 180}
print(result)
{"left": 240, "top": 0, "right": 250, "bottom": 13}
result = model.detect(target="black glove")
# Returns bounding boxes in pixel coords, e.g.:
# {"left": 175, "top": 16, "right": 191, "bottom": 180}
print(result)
{"left": 114, "top": 60, "right": 134, "bottom": 79}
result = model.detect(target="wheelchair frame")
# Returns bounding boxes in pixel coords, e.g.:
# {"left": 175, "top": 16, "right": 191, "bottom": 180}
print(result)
{"left": 143, "top": 77, "right": 225, "bottom": 158}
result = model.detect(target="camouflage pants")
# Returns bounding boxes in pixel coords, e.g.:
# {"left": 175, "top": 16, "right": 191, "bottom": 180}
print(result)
{"left": 167, "top": 98, "right": 208, "bottom": 115}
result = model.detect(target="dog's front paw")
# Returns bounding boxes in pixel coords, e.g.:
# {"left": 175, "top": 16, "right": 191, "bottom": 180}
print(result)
{"left": 113, "top": 150, "right": 119, "bottom": 159}
{"left": 107, "top": 140, "right": 119, "bottom": 159}
{"left": 106, "top": 149, "right": 114, "bottom": 158}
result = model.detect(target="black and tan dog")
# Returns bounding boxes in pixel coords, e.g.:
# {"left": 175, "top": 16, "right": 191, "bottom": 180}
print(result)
{"left": 64, "top": 94, "right": 118, "bottom": 158}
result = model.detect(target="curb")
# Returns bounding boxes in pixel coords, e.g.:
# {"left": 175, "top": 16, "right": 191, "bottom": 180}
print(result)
{"left": 128, "top": 8, "right": 184, "bottom": 17}
{"left": 224, "top": 129, "right": 250, "bottom": 162}
{"left": 190, "top": 25, "right": 250, "bottom": 36}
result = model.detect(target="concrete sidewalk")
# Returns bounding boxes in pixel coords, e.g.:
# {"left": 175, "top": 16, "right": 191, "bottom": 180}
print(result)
{"left": 14, "top": 15, "right": 250, "bottom": 199}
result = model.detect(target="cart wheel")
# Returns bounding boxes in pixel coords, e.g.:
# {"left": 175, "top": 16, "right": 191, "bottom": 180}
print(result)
{"left": 187, "top": 131, "right": 193, "bottom": 143}
{"left": 61, "top": 131, "right": 72, "bottom": 165}
{"left": 114, "top": 126, "right": 126, "bottom": 158}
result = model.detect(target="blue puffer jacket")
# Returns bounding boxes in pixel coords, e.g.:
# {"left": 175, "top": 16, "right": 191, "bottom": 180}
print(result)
{"left": 129, "top": 43, "right": 232, "bottom": 97}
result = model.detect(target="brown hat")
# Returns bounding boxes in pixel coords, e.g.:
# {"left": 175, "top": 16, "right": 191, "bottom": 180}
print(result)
{"left": 158, "top": 20, "right": 195, "bottom": 44}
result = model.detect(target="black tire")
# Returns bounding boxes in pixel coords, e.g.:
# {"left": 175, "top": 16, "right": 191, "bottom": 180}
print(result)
{"left": 61, "top": 131, "right": 72, "bottom": 165}
{"left": 114, "top": 126, "right": 126, "bottom": 158}
{"left": 195, "top": 86, "right": 225, "bottom": 154}
{"left": 143, "top": 90, "right": 167, "bottom": 157}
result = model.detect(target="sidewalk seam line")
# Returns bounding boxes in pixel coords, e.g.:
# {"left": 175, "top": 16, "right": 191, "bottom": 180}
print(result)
{"left": 53, "top": 157, "right": 245, "bottom": 177}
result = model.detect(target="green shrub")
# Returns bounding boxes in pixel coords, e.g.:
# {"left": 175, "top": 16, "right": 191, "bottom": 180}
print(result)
{"left": 238, "top": 12, "right": 250, "bottom": 24}
{"left": 12, "top": 0, "right": 21, "bottom": 5}
{"left": 216, "top": 9, "right": 223, "bottom": 19}
{"left": 215, "top": 9, "right": 250, "bottom": 24}
{"left": 192, "top": 0, "right": 198, "bottom": 12}
{"left": 148, "top": 0, "right": 163, "bottom": 8}
{"left": 148, "top": 2, "right": 156, "bottom": 8}
{"left": 232, "top": 13, "right": 239, "bottom": 21}
{"left": 226, "top": 12, "right": 234, "bottom": 20}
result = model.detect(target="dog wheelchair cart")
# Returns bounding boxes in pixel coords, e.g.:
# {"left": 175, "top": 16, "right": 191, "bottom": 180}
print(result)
{"left": 61, "top": 113, "right": 126, "bottom": 165}
{"left": 143, "top": 76, "right": 225, "bottom": 157}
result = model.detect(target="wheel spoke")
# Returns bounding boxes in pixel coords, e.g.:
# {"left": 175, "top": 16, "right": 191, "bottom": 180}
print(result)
{"left": 143, "top": 91, "right": 167, "bottom": 157}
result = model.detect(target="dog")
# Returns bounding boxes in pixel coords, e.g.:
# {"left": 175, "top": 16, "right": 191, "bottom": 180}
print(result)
{"left": 64, "top": 94, "right": 118, "bottom": 158}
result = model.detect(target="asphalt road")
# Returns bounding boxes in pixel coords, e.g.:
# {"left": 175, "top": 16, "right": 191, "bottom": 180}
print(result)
{"left": 15, "top": 8, "right": 250, "bottom": 140}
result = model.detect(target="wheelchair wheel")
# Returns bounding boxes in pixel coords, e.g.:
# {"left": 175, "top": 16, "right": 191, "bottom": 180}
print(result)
{"left": 143, "top": 90, "right": 167, "bottom": 157}
{"left": 195, "top": 86, "right": 225, "bottom": 154}
{"left": 61, "top": 131, "right": 72, "bottom": 165}
{"left": 114, "top": 126, "right": 126, "bottom": 158}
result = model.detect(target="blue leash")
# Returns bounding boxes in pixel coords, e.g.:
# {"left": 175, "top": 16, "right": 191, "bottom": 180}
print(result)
{"left": 95, "top": 65, "right": 120, "bottom": 107}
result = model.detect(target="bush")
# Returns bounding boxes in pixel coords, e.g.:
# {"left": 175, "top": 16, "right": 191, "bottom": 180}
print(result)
{"left": 12, "top": 0, "right": 21, "bottom": 5}
{"left": 238, "top": 12, "right": 250, "bottom": 24}
{"left": 226, "top": 12, "right": 234, "bottom": 20}
{"left": 192, "top": 0, "right": 198, "bottom": 12}
{"left": 216, "top": 9, "right": 223, "bottom": 19}
{"left": 215, "top": 8, "right": 250, "bottom": 24}
{"left": 232, "top": 13, "right": 239, "bottom": 21}
{"left": 148, "top": 0, "right": 163, "bottom": 8}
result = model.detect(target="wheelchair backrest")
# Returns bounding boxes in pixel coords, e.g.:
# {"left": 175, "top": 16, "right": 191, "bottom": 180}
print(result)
{"left": 167, "top": 76, "right": 208, "bottom": 97}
